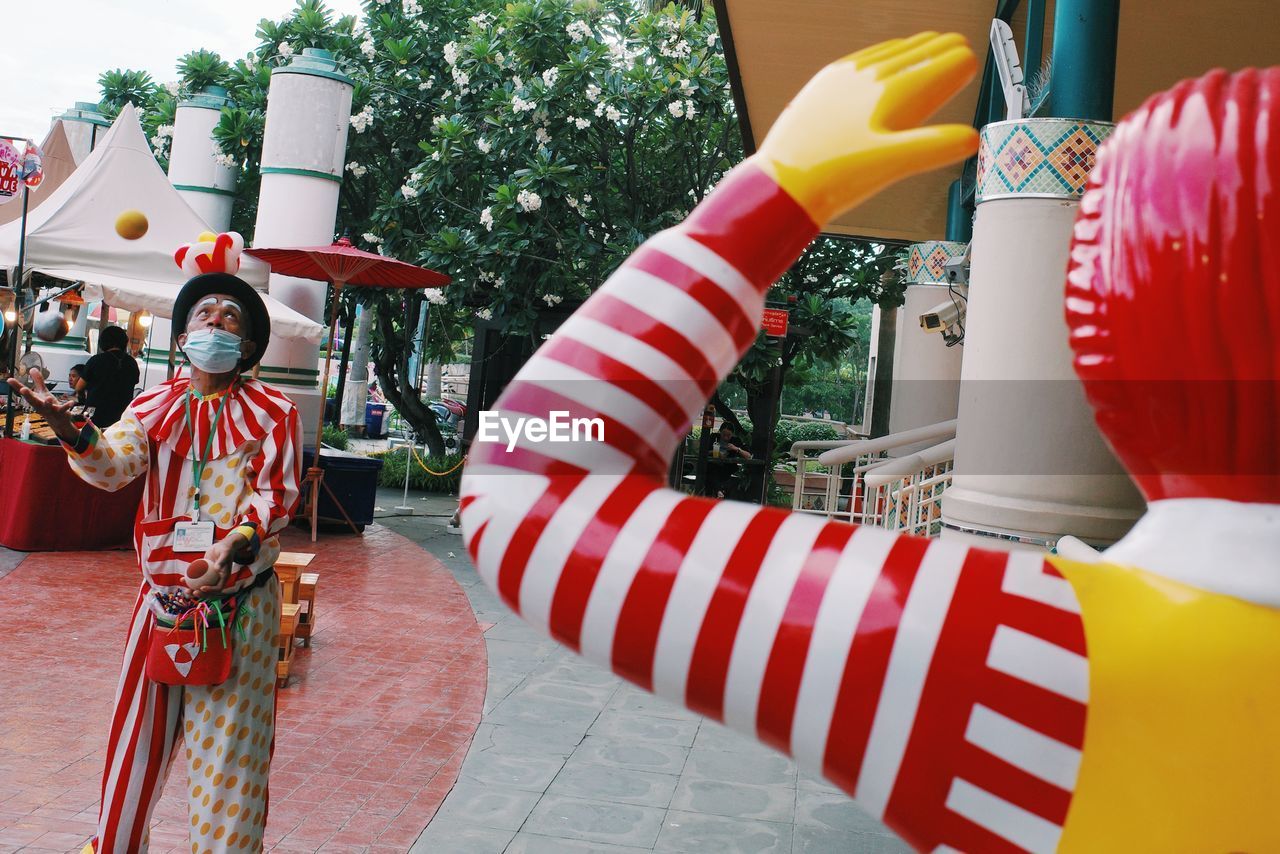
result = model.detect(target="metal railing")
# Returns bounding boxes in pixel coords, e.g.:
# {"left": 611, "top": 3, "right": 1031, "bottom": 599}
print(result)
{"left": 782, "top": 421, "right": 958, "bottom": 536}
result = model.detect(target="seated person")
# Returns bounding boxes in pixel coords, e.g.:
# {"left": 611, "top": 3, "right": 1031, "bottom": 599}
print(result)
{"left": 706, "top": 421, "right": 751, "bottom": 498}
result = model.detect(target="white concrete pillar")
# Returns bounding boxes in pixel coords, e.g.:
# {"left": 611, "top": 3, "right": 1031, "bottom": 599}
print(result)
{"left": 886, "top": 241, "right": 967, "bottom": 445}
{"left": 168, "top": 86, "right": 237, "bottom": 232}
{"left": 251, "top": 48, "right": 353, "bottom": 443}
{"left": 941, "top": 119, "right": 1144, "bottom": 549}
{"left": 55, "top": 103, "right": 111, "bottom": 164}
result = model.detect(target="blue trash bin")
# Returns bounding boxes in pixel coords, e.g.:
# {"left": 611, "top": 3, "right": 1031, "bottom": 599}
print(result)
{"left": 302, "top": 448, "right": 383, "bottom": 530}
{"left": 365, "top": 402, "right": 387, "bottom": 438}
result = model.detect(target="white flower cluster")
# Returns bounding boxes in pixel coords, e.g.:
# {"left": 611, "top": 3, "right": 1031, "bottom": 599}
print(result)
{"left": 401, "top": 184, "right": 420, "bottom": 199}
{"left": 360, "top": 38, "right": 376, "bottom": 59}
{"left": 362, "top": 232, "right": 383, "bottom": 244}
{"left": 516, "top": 190, "right": 542, "bottom": 212}
{"left": 542, "top": 293, "right": 563, "bottom": 306}
{"left": 656, "top": 16, "right": 691, "bottom": 60}
{"left": 585, "top": 83, "right": 601, "bottom": 102}
{"left": 475, "top": 307, "right": 493, "bottom": 320}
{"left": 424, "top": 288, "right": 448, "bottom": 305}
{"left": 213, "top": 152, "right": 237, "bottom": 169}
{"left": 452, "top": 67, "right": 469, "bottom": 87}
{"left": 346, "top": 161, "right": 367, "bottom": 177}
{"left": 512, "top": 95, "right": 537, "bottom": 113}
{"left": 478, "top": 271, "right": 505, "bottom": 287}
{"left": 443, "top": 42, "right": 459, "bottom": 67}
{"left": 513, "top": 75, "right": 524, "bottom": 89}
{"left": 430, "top": 150, "right": 441, "bottom": 161}
{"left": 535, "top": 127, "right": 551, "bottom": 145}
{"left": 593, "top": 102, "right": 621, "bottom": 122}
{"left": 706, "top": 33, "right": 718, "bottom": 47}
{"left": 571, "top": 117, "right": 590, "bottom": 130}
{"left": 278, "top": 42, "right": 295, "bottom": 58}
{"left": 541, "top": 67, "right": 559, "bottom": 87}
{"left": 668, "top": 100, "right": 697, "bottom": 119}
{"left": 403, "top": 0, "right": 423, "bottom": 15}
{"left": 155, "top": 124, "right": 174, "bottom": 139}
{"left": 678, "top": 79, "right": 695, "bottom": 96}
{"left": 479, "top": 207, "right": 494, "bottom": 231}
{"left": 469, "top": 11, "right": 494, "bottom": 27}
{"left": 476, "top": 137, "right": 492, "bottom": 154}
{"left": 350, "top": 105, "right": 375, "bottom": 133}
{"left": 566, "top": 21, "right": 591, "bottom": 43}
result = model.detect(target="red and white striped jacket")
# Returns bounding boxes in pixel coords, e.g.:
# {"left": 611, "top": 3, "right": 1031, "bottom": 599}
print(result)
{"left": 66, "top": 377, "right": 302, "bottom": 614}
{"left": 460, "top": 162, "right": 1088, "bottom": 853}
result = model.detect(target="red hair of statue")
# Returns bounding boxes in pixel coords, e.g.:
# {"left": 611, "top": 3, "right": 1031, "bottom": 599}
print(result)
{"left": 1066, "top": 67, "right": 1280, "bottom": 504}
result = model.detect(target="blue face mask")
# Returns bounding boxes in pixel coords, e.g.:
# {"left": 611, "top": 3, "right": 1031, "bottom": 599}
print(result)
{"left": 182, "top": 328, "right": 243, "bottom": 374}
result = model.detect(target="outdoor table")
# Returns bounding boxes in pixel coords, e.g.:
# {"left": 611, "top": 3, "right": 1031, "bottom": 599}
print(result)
{"left": 0, "top": 437, "right": 142, "bottom": 551}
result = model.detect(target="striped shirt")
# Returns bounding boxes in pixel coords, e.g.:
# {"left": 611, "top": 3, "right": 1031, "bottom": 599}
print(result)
{"left": 65, "top": 377, "right": 302, "bottom": 617}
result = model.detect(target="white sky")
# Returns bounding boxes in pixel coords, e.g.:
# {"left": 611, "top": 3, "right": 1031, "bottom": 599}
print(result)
{"left": 0, "top": 0, "right": 366, "bottom": 143}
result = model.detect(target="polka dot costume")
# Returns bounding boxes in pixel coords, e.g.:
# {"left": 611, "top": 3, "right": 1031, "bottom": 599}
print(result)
{"left": 64, "top": 379, "right": 302, "bottom": 853}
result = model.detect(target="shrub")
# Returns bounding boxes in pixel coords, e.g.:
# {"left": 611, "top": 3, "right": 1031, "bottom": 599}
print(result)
{"left": 321, "top": 425, "right": 350, "bottom": 451}
{"left": 372, "top": 448, "right": 464, "bottom": 494}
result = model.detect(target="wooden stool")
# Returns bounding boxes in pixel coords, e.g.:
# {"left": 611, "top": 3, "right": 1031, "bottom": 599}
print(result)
{"left": 276, "top": 603, "right": 301, "bottom": 688}
{"left": 275, "top": 551, "right": 315, "bottom": 607}
{"left": 296, "top": 572, "right": 320, "bottom": 647}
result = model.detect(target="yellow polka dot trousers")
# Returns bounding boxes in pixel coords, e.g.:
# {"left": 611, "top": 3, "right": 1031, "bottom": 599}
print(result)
{"left": 90, "top": 582, "right": 279, "bottom": 853}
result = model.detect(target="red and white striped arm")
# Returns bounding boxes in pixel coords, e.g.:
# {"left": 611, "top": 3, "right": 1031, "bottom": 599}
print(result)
{"left": 459, "top": 161, "right": 1089, "bottom": 853}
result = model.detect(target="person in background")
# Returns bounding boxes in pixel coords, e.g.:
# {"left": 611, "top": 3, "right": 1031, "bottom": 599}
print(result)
{"left": 79, "top": 326, "right": 139, "bottom": 428}
{"left": 66, "top": 364, "right": 87, "bottom": 404}
{"left": 706, "top": 421, "right": 752, "bottom": 498}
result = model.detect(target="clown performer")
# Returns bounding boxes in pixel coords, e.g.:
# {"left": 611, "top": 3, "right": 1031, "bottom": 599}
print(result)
{"left": 8, "top": 236, "right": 302, "bottom": 853}
{"left": 460, "top": 33, "right": 1280, "bottom": 853}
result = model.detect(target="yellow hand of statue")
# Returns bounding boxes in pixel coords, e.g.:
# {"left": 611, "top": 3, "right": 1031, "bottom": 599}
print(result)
{"left": 755, "top": 32, "right": 980, "bottom": 226}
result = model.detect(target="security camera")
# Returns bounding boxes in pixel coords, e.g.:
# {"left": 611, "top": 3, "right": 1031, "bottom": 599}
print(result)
{"left": 942, "top": 253, "right": 969, "bottom": 285}
{"left": 920, "top": 298, "right": 962, "bottom": 333}
{"left": 919, "top": 292, "right": 967, "bottom": 346}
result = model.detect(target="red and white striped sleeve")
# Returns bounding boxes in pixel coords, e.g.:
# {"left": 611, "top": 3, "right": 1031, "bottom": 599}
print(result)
{"left": 236, "top": 398, "right": 302, "bottom": 541}
{"left": 459, "top": 161, "right": 1090, "bottom": 852}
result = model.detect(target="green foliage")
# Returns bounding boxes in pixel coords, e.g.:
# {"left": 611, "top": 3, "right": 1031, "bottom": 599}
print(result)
{"left": 320, "top": 424, "right": 350, "bottom": 450}
{"left": 178, "top": 50, "right": 232, "bottom": 91}
{"left": 97, "top": 69, "right": 159, "bottom": 117}
{"left": 372, "top": 448, "right": 463, "bottom": 493}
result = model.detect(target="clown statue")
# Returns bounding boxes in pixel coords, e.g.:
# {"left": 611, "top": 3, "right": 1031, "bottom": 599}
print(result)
{"left": 458, "top": 33, "right": 1279, "bottom": 852}
{"left": 9, "top": 236, "right": 302, "bottom": 853}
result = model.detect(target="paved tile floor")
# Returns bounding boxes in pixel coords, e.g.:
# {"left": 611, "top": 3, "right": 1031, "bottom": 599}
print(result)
{"left": 0, "top": 523, "right": 485, "bottom": 853}
{"left": 376, "top": 490, "right": 909, "bottom": 854}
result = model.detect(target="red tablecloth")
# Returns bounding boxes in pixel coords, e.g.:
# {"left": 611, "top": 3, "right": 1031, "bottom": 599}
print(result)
{"left": 0, "top": 437, "right": 143, "bottom": 551}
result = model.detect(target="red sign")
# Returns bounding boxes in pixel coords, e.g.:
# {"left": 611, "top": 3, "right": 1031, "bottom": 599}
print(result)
{"left": 0, "top": 140, "right": 20, "bottom": 203}
{"left": 762, "top": 308, "right": 789, "bottom": 337}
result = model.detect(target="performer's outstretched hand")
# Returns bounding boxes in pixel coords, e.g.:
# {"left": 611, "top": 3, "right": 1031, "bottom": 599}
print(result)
{"left": 187, "top": 531, "right": 250, "bottom": 598}
{"left": 754, "top": 31, "right": 980, "bottom": 225}
{"left": 7, "top": 368, "right": 79, "bottom": 442}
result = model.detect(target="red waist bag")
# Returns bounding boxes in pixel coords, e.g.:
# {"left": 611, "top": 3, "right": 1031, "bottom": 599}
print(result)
{"left": 145, "top": 599, "right": 237, "bottom": 686}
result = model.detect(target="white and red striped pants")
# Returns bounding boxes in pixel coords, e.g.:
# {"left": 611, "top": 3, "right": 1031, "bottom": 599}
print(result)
{"left": 90, "top": 582, "right": 278, "bottom": 854}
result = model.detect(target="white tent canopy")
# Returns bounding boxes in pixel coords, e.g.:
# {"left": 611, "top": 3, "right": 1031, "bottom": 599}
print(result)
{"left": 0, "top": 105, "right": 323, "bottom": 344}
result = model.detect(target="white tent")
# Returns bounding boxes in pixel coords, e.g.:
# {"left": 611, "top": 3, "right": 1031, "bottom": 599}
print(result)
{"left": 0, "top": 105, "right": 323, "bottom": 344}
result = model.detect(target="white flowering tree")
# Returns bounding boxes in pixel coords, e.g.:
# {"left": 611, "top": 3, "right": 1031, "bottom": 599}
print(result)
{"left": 103, "top": 0, "right": 891, "bottom": 461}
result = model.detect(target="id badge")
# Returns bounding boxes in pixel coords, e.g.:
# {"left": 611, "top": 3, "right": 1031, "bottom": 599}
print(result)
{"left": 174, "top": 521, "right": 216, "bottom": 552}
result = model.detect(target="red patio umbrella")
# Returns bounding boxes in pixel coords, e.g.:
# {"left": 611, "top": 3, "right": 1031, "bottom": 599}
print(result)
{"left": 245, "top": 237, "right": 450, "bottom": 541}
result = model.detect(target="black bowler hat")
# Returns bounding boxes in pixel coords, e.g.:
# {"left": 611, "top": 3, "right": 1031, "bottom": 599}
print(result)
{"left": 172, "top": 273, "right": 271, "bottom": 371}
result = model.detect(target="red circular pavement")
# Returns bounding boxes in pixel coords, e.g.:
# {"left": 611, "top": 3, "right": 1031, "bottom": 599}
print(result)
{"left": 0, "top": 525, "right": 486, "bottom": 853}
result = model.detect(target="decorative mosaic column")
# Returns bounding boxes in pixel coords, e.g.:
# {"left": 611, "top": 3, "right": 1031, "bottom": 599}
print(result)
{"left": 941, "top": 119, "right": 1145, "bottom": 549}
{"left": 252, "top": 49, "right": 353, "bottom": 443}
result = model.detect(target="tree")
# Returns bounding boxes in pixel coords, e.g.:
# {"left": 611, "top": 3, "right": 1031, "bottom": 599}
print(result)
{"left": 101, "top": 0, "right": 896, "bottom": 466}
